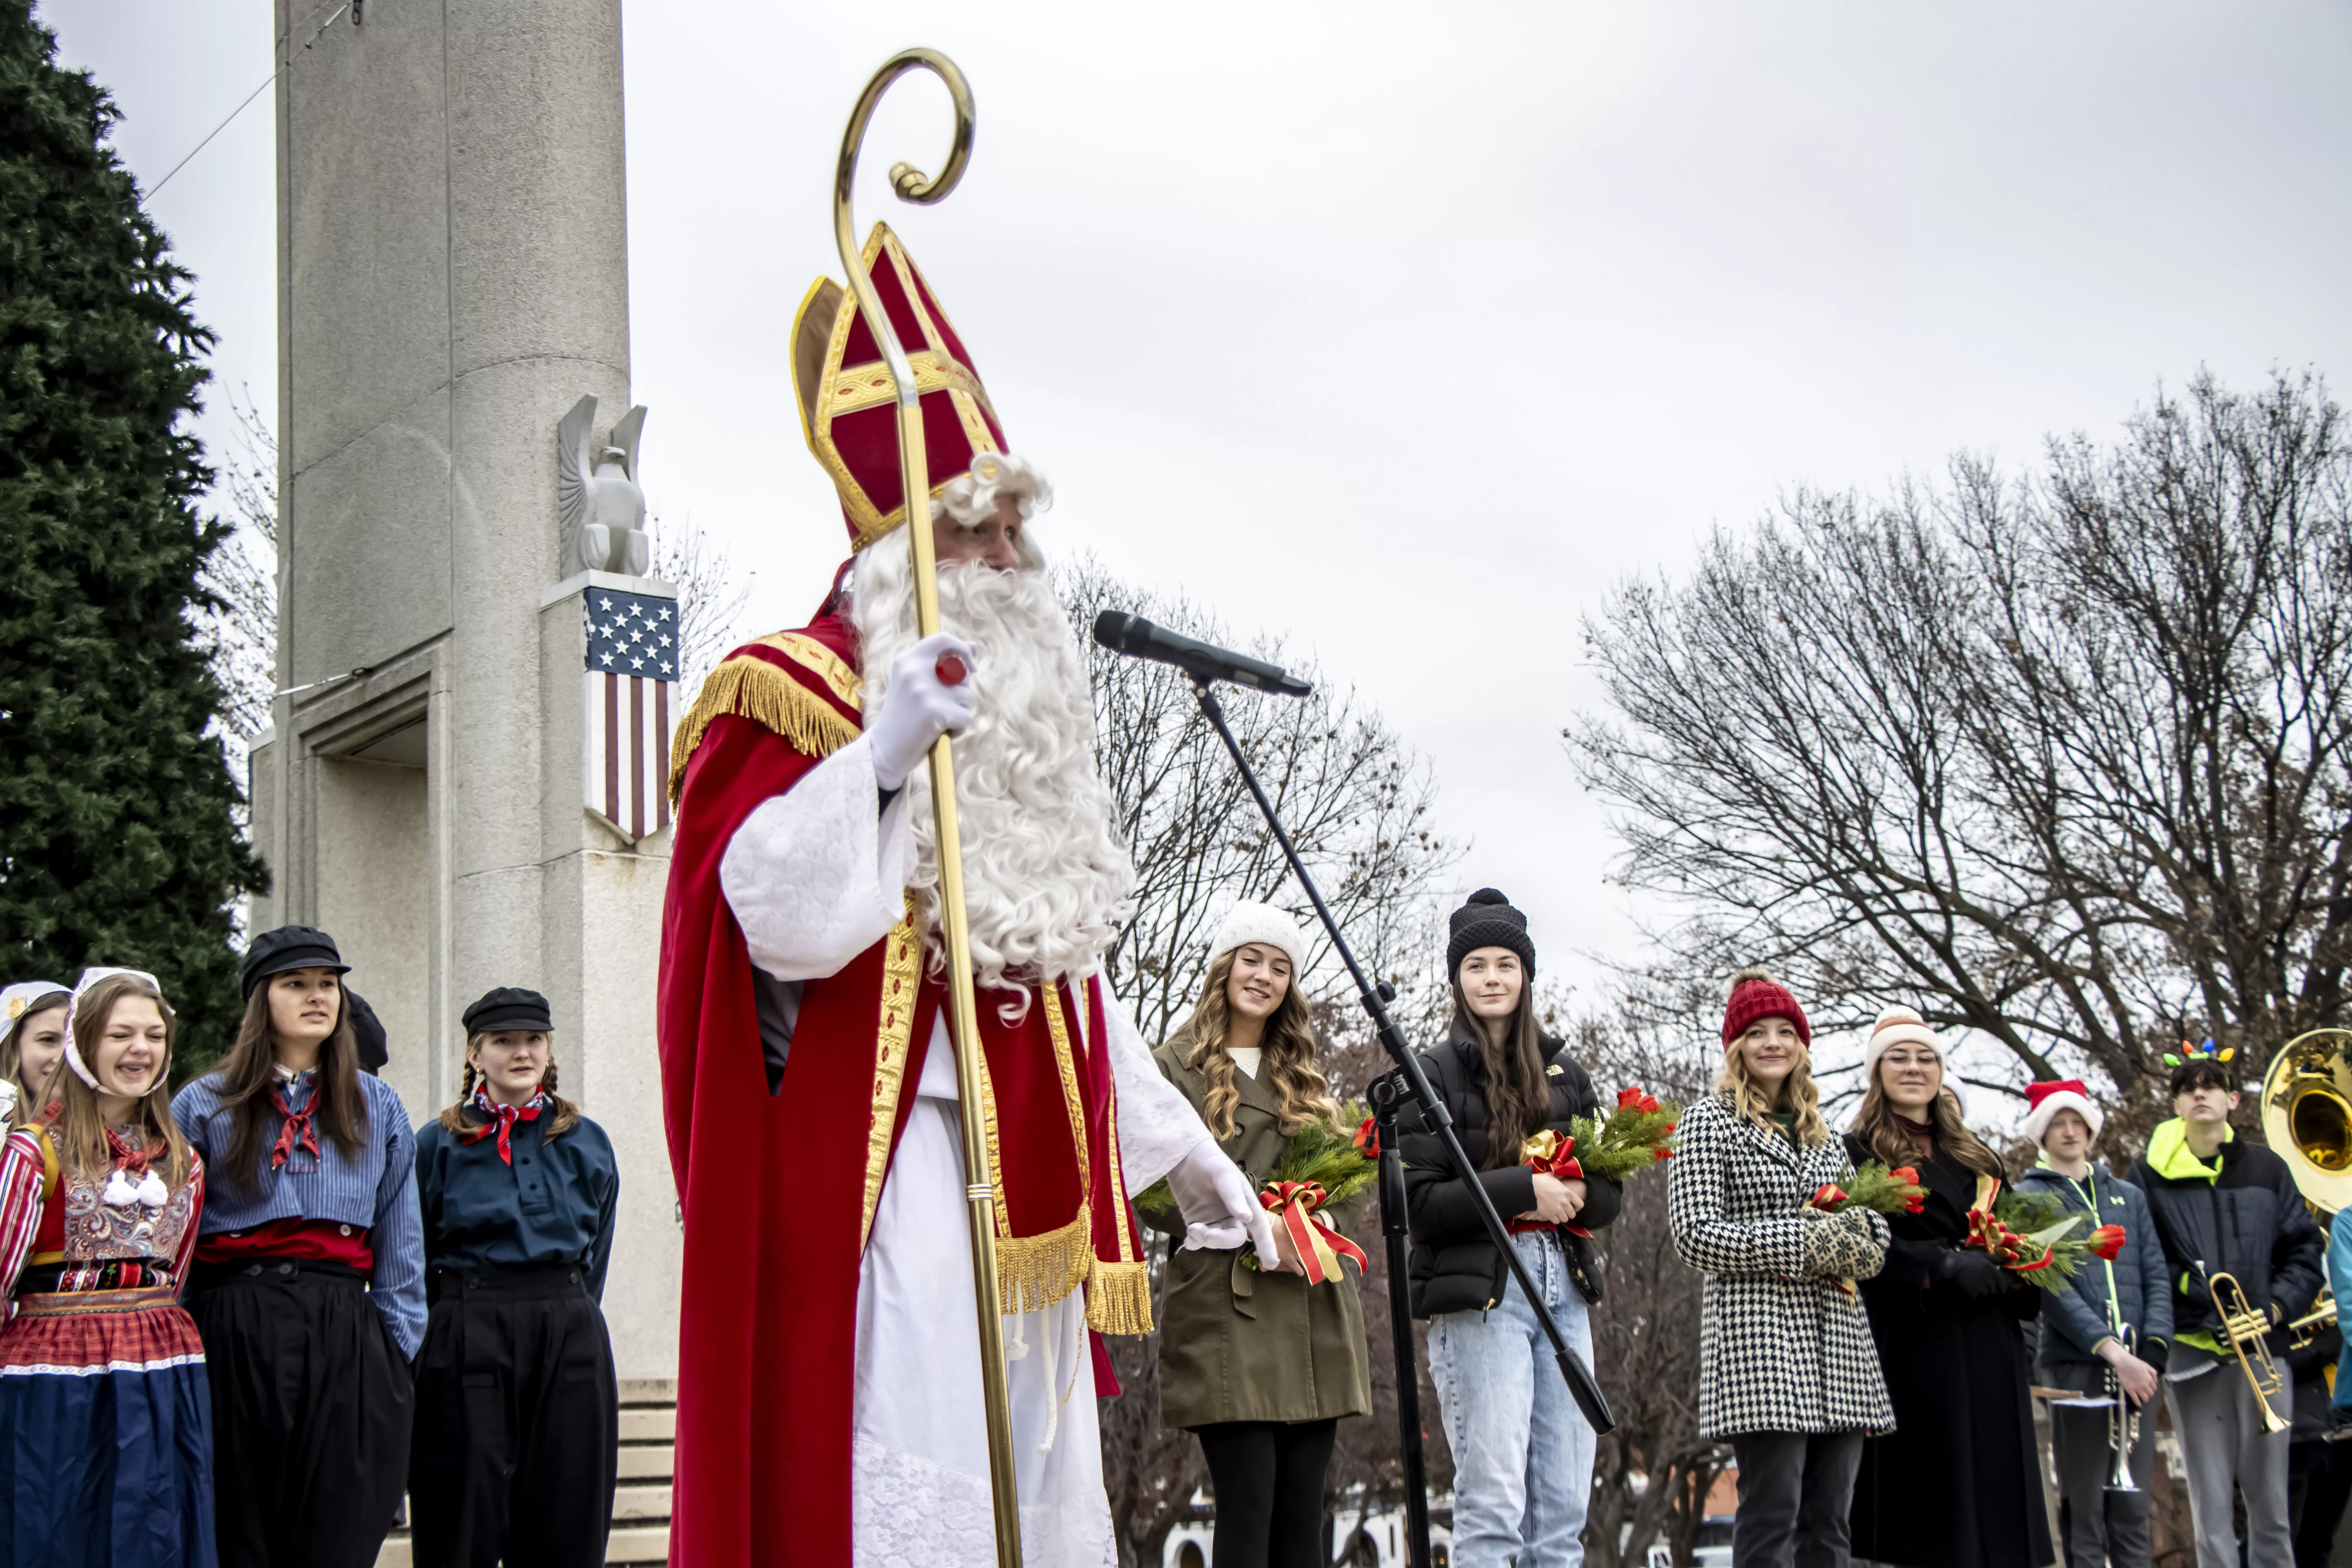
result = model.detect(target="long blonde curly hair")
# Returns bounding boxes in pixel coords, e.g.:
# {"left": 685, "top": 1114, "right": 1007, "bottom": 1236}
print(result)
{"left": 1178, "top": 949, "right": 1343, "bottom": 1143}
{"left": 1717, "top": 968, "right": 1830, "bottom": 1148}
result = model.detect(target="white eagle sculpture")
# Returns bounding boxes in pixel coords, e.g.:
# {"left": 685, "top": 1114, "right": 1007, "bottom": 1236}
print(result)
{"left": 557, "top": 393, "right": 651, "bottom": 579}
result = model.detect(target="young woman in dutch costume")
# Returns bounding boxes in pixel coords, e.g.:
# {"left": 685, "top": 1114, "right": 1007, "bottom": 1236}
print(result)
{"left": 1399, "top": 889, "right": 1621, "bottom": 1568}
{"left": 0, "top": 979, "right": 71, "bottom": 1130}
{"left": 1147, "top": 904, "right": 1370, "bottom": 1568}
{"left": 0, "top": 967, "right": 214, "bottom": 1565}
{"left": 1665, "top": 969, "right": 1892, "bottom": 1568}
{"left": 169, "top": 925, "right": 425, "bottom": 1568}
{"left": 410, "top": 987, "right": 621, "bottom": 1568}
{"left": 1843, "top": 1006, "right": 2052, "bottom": 1568}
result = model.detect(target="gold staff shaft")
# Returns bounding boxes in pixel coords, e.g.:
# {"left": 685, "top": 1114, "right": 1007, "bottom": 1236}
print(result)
{"left": 832, "top": 49, "right": 1022, "bottom": 1568}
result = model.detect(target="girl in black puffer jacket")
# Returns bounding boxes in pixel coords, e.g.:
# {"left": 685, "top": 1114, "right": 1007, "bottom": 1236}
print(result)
{"left": 1397, "top": 889, "right": 1619, "bottom": 1568}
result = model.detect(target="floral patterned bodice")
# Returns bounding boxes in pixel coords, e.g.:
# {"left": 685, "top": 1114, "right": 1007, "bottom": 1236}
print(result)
{"left": 58, "top": 1152, "right": 197, "bottom": 1265}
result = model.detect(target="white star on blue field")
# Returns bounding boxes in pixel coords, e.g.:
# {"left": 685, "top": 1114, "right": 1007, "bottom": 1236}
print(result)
{"left": 585, "top": 591, "right": 678, "bottom": 678}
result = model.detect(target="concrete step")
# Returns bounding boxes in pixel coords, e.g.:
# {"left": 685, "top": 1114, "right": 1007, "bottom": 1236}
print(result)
{"left": 619, "top": 1406, "right": 675, "bottom": 1443}
{"left": 617, "top": 1444, "right": 673, "bottom": 1482}
{"left": 613, "top": 1483, "right": 672, "bottom": 1522}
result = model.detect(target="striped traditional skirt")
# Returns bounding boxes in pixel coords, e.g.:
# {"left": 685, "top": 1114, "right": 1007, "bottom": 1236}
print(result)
{"left": 0, "top": 1284, "right": 217, "bottom": 1567}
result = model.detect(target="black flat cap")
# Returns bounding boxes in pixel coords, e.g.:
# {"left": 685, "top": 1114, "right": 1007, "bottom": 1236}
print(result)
{"left": 240, "top": 925, "right": 350, "bottom": 1000}
{"left": 345, "top": 989, "right": 389, "bottom": 1075}
{"left": 463, "top": 987, "right": 553, "bottom": 1036}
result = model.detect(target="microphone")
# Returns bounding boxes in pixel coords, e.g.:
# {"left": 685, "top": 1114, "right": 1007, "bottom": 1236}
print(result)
{"left": 1092, "top": 612, "right": 1313, "bottom": 697}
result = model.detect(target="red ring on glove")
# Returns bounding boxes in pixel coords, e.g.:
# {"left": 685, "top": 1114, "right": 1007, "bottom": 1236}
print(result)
{"left": 935, "top": 653, "right": 968, "bottom": 686}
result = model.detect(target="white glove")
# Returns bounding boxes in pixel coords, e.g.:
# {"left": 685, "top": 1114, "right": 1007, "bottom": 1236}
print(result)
{"left": 867, "top": 634, "right": 978, "bottom": 791}
{"left": 1165, "top": 1143, "right": 1280, "bottom": 1269}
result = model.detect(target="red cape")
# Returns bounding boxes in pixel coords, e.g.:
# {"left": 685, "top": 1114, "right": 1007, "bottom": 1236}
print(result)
{"left": 658, "top": 603, "right": 1145, "bottom": 1568}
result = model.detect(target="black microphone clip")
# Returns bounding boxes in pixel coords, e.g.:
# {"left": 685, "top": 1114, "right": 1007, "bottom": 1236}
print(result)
{"left": 1091, "top": 612, "right": 1313, "bottom": 697}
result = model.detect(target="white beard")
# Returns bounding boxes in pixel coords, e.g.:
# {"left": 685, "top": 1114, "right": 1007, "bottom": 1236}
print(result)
{"left": 850, "top": 532, "right": 1136, "bottom": 1004}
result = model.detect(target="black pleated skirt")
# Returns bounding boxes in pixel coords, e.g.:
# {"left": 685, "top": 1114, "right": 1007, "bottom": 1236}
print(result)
{"left": 187, "top": 1260, "right": 414, "bottom": 1568}
{"left": 408, "top": 1262, "right": 619, "bottom": 1568}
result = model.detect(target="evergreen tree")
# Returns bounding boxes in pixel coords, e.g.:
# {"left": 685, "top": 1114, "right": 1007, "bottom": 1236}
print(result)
{"left": 0, "top": 1, "right": 264, "bottom": 1073}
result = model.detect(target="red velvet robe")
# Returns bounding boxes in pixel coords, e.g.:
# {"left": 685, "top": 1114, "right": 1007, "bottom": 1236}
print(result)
{"left": 657, "top": 605, "right": 1148, "bottom": 1568}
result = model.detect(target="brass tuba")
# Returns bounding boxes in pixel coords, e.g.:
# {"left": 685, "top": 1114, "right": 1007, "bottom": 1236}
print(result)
{"left": 2260, "top": 1029, "right": 2352, "bottom": 1355}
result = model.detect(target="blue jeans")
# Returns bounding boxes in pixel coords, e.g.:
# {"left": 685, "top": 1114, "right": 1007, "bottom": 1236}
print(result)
{"left": 1428, "top": 1230, "right": 1596, "bottom": 1568}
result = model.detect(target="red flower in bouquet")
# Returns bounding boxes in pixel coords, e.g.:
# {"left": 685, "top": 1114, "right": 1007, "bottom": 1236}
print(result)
{"left": 2090, "top": 1224, "right": 2126, "bottom": 1261}
{"left": 1887, "top": 1167, "right": 1926, "bottom": 1212}
{"left": 1352, "top": 1118, "right": 1380, "bottom": 1160}
{"left": 1617, "top": 1085, "right": 1663, "bottom": 1114}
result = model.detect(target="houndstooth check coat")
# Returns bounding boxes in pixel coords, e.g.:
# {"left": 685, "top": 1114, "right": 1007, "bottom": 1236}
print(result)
{"left": 1667, "top": 1091, "right": 1896, "bottom": 1438}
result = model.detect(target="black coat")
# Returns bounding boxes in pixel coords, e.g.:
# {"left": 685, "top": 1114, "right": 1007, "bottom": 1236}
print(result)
{"left": 1845, "top": 1136, "right": 2054, "bottom": 1568}
{"left": 2127, "top": 1123, "right": 2326, "bottom": 1339}
{"left": 1396, "top": 1020, "right": 1622, "bottom": 1319}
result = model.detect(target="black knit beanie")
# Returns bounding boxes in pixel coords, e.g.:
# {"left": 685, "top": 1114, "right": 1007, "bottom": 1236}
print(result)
{"left": 1447, "top": 888, "right": 1535, "bottom": 980}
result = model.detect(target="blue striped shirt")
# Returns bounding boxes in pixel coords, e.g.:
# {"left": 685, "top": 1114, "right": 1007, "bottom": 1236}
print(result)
{"left": 170, "top": 1070, "right": 427, "bottom": 1358}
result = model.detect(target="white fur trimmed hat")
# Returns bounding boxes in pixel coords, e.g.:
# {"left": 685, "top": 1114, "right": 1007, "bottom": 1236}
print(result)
{"left": 1208, "top": 901, "right": 1307, "bottom": 977}
{"left": 2022, "top": 1078, "right": 2105, "bottom": 1146}
{"left": 1862, "top": 1005, "right": 1945, "bottom": 1085}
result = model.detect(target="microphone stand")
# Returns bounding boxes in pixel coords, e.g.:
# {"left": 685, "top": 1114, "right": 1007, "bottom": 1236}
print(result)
{"left": 1368, "top": 1068, "right": 1431, "bottom": 1566}
{"left": 1182, "top": 675, "right": 1617, "bottom": 1475}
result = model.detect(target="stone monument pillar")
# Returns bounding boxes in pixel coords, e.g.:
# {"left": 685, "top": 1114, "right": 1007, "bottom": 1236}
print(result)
{"left": 247, "top": 0, "right": 679, "bottom": 1378}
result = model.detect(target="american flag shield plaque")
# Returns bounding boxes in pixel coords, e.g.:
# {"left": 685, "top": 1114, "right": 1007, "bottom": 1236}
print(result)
{"left": 582, "top": 585, "right": 679, "bottom": 841}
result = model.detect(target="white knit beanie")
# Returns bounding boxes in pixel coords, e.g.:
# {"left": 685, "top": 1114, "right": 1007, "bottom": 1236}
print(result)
{"left": 1861, "top": 1005, "right": 1945, "bottom": 1087}
{"left": 1207, "top": 901, "right": 1307, "bottom": 976}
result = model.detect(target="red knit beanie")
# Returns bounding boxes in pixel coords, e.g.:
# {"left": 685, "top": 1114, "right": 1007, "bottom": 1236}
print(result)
{"left": 1721, "top": 967, "right": 1811, "bottom": 1047}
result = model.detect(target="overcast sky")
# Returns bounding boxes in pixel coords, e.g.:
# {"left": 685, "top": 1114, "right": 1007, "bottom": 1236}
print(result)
{"left": 40, "top": 2, "right": 2352, "bottom": 1082}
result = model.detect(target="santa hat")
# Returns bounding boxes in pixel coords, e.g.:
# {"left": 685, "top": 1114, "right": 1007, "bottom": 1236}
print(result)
{"left": 2022, "top": 1078, "right": 2105, "bottom": 1146}
{"left": 1208, "top": 902, "right": 1308, "bottom": 978}
{"left": 1721, "top": 969, "right": 1811, "bottom": 1047}
{"left": 1861, "top": 1006, "right": 1944, "bottom": 1084}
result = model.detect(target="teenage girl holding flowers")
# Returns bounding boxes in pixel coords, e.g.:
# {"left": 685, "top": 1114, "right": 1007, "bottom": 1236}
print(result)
{"left": 1147, "top": 902, "right": 1370, "bottom": 1568}
{"left": 1666, "top": 968, "right": 1892, "bottom": 1568}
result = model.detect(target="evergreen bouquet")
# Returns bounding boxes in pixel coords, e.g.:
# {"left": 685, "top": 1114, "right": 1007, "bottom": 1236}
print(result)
{"left": 1134, "top": 1100, "right": 1375, "bottom": 1231}
{"left": 1964, "top": 1176, "right": 2127, "bottom": 1293}
{"left": 1562, "top": 1086, "right": 1683, "bottom": 1182}
{"left": 1807, "top": 1160, "right": 1929, "bottom": 1218}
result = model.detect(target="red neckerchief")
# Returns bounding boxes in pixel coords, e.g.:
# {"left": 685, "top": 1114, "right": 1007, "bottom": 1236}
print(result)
{"left": 103, "top": 1124, "right": 165, "bottom": 1175}
{"left": 270, "top": 1074, "right": 321, "bottom": 1170}
{"left": 456, "top": 1083, "right": 546, "bottom": 1166}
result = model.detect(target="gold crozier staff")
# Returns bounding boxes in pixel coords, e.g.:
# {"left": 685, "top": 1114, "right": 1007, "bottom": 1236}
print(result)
{"left": 829, "top": 48, "right": 1023, "bottom": 1567}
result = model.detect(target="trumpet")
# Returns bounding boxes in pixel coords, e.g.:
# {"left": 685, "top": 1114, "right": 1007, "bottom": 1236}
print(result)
{"left": 2105, "top": 1327, "right": 2142, "bottom": 1495}
{"left": 2202, "top": 1264, "right": 2292, "bottom": 1435}
{"left": 2287, "top": 1288, "right": 2338, "bottom": 1352}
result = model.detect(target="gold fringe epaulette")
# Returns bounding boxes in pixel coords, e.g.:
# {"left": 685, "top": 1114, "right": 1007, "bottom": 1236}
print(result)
{"left": 668, "top": 651, "right": 861, "bottom": 801}
{"left": 1084, "top": 1258, "right": 1154, "bottom": 1337}
{"left": 995, "top": 1209, "right": 1094, "bottom": 1317}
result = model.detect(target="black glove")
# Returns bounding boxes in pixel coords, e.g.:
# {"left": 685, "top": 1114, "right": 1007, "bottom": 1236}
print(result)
{"left": 1939, "top": 1247, "right": 2008, "bottom": 1300}
{"left": 2142, "top": 1337, "right": 2170, "bottom": 1375}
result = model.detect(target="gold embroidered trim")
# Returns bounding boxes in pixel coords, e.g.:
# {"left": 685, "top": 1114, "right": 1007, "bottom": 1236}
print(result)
{"left": 1087, "top": 984, "right": 1142, "bottom": 1270}
{"left": 825, "top": 350, "right": 987, "bottom": 419}
{"left": 753, "top": 632, "right": 864, "bottom": 712}
{"left": 1085, "top": 1259, "right": 1154, "bottom": 1337}
{"left": 666, "top": 652, "right": 861, "bottom": 802}
{"left": 996, "top": 1207, "right": 1093, "bottom": 1316}
{"left": 859, "top": 911, "right": 922, "bottom": 1253}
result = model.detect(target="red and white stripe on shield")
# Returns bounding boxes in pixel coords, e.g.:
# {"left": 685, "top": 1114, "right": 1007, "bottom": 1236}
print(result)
{"left": 584, "top": 671, "right": 673, "bottom": 841}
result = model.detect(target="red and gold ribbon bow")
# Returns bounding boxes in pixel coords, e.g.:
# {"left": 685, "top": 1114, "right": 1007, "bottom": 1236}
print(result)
{"left": 1810, "top": 1183, "right": 1849, "bottom": 1210}
{"left": 1965, "top": 1174, "right": 2055, "bottom": 1275}
{"left": 1257, "top": 1180, "right": 1367, "bottom": 1285}
{"left": 1515, "top": 1130, "right": 1593, "bottom": 1237}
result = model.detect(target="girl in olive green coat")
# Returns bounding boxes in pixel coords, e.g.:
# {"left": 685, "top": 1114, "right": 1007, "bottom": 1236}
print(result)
{"left": 1148, "top": 902, "right": 1372, "bottom": 1568}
